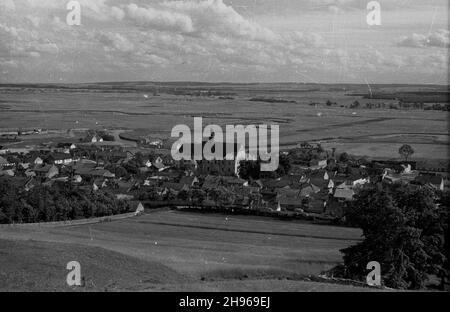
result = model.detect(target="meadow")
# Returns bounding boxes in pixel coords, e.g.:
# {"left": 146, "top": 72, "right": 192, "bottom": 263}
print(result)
{"left": 0, "top": 210, "right": 367, "bottom": 291}
{"left": 0, "top": 82, "right": 448, "bottom": 160}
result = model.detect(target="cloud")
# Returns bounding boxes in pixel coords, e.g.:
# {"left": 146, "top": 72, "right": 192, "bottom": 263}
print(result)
{"left": 0, "top": 0, "right": 448, "bottom": 83}
{"left": 0, "top": 0, "right": 15, "bottom": 11}
{"left": 162, "top": 0, "right": 278, "bottom": 41}
{"left": 398, "top": 30, "right": 450, "bottom": 48}
{"left": 124, "top": 3, "right": 193, "bottom": 33}
{"left": 97, "top": 32, "right": 135, "bottom": 52}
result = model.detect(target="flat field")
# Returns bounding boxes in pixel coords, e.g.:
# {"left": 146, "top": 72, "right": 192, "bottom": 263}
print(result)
{"left": 0, "top": 210, "right": 369, "bottom": 291}
{"left": 0, "top": 82, "right": 448, "bottom": 159}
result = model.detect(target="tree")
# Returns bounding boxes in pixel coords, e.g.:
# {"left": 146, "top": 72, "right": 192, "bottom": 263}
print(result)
{"left": 438, "top": 191, "right": 450, "bottom": 289}
{"left": 191, "top": 189, "right": 206, "bottom": 206}
{"left": 399, "top": 144, "right": 414, "bottom": 161}
{"left": 341, "top": 184, "right": 447, "bottom": 289}
{"left": 276, "top": 154, "right": 291, "bottom": 176}
{"left": 177, "top": 190, "right": 189, "bottom": 201}
{"left": 238, "top": 160, "right": 260, "bottom": 180}
{"left": 338, "top": 152, "right": 349, "bottom": 163}
{"left": 115, "top": 166, "right": 128, "bottom": 178}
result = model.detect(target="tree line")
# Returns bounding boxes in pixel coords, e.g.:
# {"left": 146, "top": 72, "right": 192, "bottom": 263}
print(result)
{"left": 0, "top": 179, "right": 131, "bottom": 224}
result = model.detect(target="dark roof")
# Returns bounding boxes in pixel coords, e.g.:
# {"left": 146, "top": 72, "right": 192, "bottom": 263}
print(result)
{"left": 180, "top": 176, "right": 197, "bottom": 185}
{"left": 414, "top": 175, "right": 443, "bottom": 185}
{"left": 178, "top": 140, "right": 242, "bottom": 159}
{"left": 334, "top": 188, "right": 355, "bottom": 200}
{"left": 33, "top": 164, "right": 54, "bottom": 173}
{"left": 46, "top": 153, "right": 72, "bottom": 161}
{"left": 162, "top": 182, "right": 185, "bottom": 191}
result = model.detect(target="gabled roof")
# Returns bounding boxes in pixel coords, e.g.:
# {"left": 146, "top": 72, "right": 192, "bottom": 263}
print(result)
{"left": 299, "top": 184, "right": 320, "bottom": 197}
{"left": 0, "top": 156, "right": 9, "bottom": 165}
{"left": 33, "top": 164, "right": 54, "bottom": 173}
{"left": 334, "top": 188, "right": 355, "bottom": 200}
{"left": 46, "top": 153, "right": 72, "bottom": 160}
{"left": 177, "top": 140, "right": 243, "bottom": 159}
{"left": 180, "top": 176, "right": 198, "bottom": 186}
{"left": 162, "top": 182, "right": 186, "bottom": 192}
{"left": 221, "top": 176, "right": 246, "bottom": 185}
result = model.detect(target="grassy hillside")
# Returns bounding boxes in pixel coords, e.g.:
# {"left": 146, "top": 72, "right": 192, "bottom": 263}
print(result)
{"left": 0, "top": 239, "right": 186, "bottom": 291}
{"left": 0, "top": 210, "right": 369, "bottom": 291}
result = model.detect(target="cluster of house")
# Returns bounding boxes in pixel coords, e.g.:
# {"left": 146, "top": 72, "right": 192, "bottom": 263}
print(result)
{"left": 0, "top": 138, "right": 448, "bottom": 218}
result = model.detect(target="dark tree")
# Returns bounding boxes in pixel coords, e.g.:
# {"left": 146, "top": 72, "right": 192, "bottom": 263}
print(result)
{"left": 399, "top": 144, "right": 414, "bottom": 161}
{"left": 238, "top": 160, "right": 260, "bottom": 180}
{"left": 341, "top": 184, "right": 447, "bottom": 289}
{"left": 339, "top": 152, "right": 349, "bottom": 163}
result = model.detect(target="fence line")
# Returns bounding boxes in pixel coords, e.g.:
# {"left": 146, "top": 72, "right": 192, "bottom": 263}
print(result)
{"left": 0, "top": 212, "right": 138, "bottom": 229}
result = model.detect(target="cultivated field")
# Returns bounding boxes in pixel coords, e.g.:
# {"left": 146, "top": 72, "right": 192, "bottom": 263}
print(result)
{"left": 0, "top": 82, "right": 448, "bottom": 160}
{"left": 0, "top": 210, "right": 370, "bottom": 291}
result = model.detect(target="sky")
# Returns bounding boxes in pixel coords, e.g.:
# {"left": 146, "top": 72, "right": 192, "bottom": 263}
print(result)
{"left": 0, "top": 0, "right": 448, "bottom": 84}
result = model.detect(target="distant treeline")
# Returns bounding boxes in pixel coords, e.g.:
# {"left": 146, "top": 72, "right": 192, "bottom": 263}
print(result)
{"left": 249, "top": 97, "right": 297, "bottom": 104}
{"left": 0, "top": 179, "right": 132, "bottom": 224}
{"left": 362, "top": 91, "right": 450, "bottom": 103}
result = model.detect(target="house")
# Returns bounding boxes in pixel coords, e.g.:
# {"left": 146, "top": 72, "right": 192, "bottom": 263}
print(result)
{"left": 309, "top": 159, "right": 327, "bottom": 170}
{"left": 93, "top": 178, "right": 108, "bottom": 189}
{"left": 145, "top": 159, "right": 152, "bottom": 168}
{"left": 24, "top": 177, "right": 39, "bottom": 191}
{"left": 299, "top": 183, "right": 321, "bottom": 197}
{"left": 45, "top": 153, "right": 73, "bottom": 165}
{"left": 33, "top": 164, "right": 59, "bottom": 179}
{"left": 334, "top": 188, "right": 355, "bottom": 201}
{"left": 308, "top": 171, "right": 330, "bottom": 189}
{"left": 143, "top": 137, "right": 163, "bottom": 148}
{"left": 276, "top": 188, "right": 303, "bottom": 211}
{"left": 0, "top": 156, "right": 8, "bottom": 167}
{"left": 0, "top": 156, "right": 14, "bottom": 169}
{"left": 110, "top": 151, "right": 128, "bottom": 163}
{"left": 0, "top": 169, "right": 14, "bottom": 177}
{"left": 19, "top": 162, "right": 30, "bottom": 169}
{"left": 382, "top": 168, "right": 418, "bottom": 184}
{"left": 24, "top": 169, "right": 36, "bottom": 177}
{"left": 73, "top": 175, "right": 82, "bottom": 183}
{"left": 179, "top": 176, "right": 199, "bottom": 187}
{"left": 133, "top": 201, "right": 145, "bottom": 215}
{"left": 87, "top": 134, "right": 103, "bottom": 143}
{"left": 177, "top": 140, "right": 246, "bottom": 176}
{"left": 413, "top": 174, "right": 445, "bottom": 191}
{"left": 31, "top": 156, "right": 44, "bottom": 166}
{"left": 75, "top": 167, "right": 115, "bottom": 179}
{"left": 153, "top": 156, "right": 165, "bottom": 170}
{"left": 161, "top": 182, "right": 188, "bottom": 195}
{"left": 304, "top": 192, "right": 328, "bottom": 214}
{"left": 351, "top": 177, "right": 370, "bottom": 187}
{"left": 221, "top": 176, "right": 246, "bottom": 186}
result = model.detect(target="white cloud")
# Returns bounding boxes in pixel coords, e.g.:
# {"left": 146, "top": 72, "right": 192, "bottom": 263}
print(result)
{"left": 124, "top": 3, "right": 193, "bottom": 33}
{"left": 0, "top": 0, "right": 15, "bottom": 11}
{"left": 0, "top": 0, "right": 448, "bottom": 83}
{"left": 97, "top": 32, "right": 135, "bottom": 52}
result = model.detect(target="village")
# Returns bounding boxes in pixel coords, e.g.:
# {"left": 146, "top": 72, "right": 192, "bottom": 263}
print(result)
{"left": 0, "top": 128, "right": 449, "bottom": 223}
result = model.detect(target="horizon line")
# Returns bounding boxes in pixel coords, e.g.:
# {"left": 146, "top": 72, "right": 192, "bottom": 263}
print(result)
{"left": 0, "top": 80, "right": 449, "bottom": 87}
